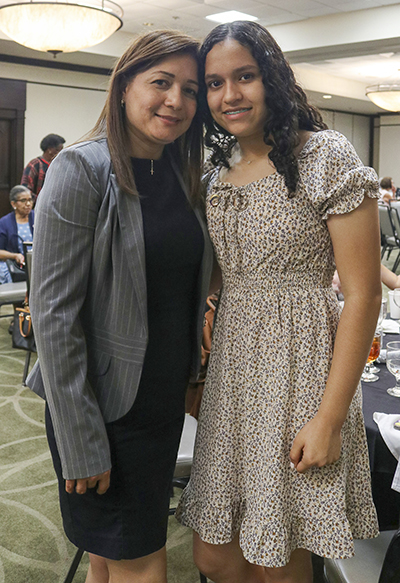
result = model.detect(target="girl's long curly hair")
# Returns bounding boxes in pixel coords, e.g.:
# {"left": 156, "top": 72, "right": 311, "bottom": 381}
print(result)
{"left": 200, "top": 21, "right": 327, "bottom": 196}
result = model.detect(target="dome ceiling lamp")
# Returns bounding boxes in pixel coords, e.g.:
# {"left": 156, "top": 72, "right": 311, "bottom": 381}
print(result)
{"left": 366, "top": 84, "right": 400, "bottom": 112}
{"left": 0, "top": 0, "right": 123, "bottom": 56}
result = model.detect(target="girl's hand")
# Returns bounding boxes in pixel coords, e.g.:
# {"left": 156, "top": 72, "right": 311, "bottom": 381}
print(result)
{"left": 290, "top": 415, "right": 342, "bottom": 473}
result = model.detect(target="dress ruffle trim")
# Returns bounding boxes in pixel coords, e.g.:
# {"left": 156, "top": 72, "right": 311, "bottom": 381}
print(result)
{"left": 176, "top": 491, "right": 379, "bottom": 568}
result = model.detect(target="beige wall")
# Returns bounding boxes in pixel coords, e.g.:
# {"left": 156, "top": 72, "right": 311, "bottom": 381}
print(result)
{"left": 320, "top": 109, "right": 370, "bottom": 166}
{"left": 375, "top": 115, "right": 400, "bottom": 187}
{"left": 0, "top": 61, "right": 108, "bottom": 165}
{"left": 25, "top": 82, "right": 107, "bottom": 163}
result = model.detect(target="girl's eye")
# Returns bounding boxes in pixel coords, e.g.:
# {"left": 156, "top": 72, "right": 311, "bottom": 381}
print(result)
{"left": 240, "top": 73, "right": 253, "bottom": 81}
{"left": 207, "top": 80, "right": 222, "bottom": 89}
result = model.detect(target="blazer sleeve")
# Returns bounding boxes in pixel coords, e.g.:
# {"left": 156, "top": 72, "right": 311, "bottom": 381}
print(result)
{"left": 0, "top": 213, "right": 17, "bottom": 253}
{"left": 0, "top": 215, "right": 9, "bottom": 251}
{"left": 30, "top": 146, "right": 111, "bottom": 480}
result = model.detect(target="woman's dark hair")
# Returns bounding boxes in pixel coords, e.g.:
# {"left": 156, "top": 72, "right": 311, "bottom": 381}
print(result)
{"left": 380, "top": 176, "right": 393, "bottom": 189}
{"left": 88, "top": 30, "right": 203, "bottom": 205}
{"left": 200, "top": 21, "right": 327, "bottom": 196}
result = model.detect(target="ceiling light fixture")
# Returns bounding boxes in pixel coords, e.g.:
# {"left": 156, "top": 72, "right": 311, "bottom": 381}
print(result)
{"left": 206, "top": 10, "right": 258, "bottom": 24}
{"left": 0, "top": 0, "right": 123, "bottom": 56}
{"left": 366, "top": 84, "right": 400, "bottom": 112}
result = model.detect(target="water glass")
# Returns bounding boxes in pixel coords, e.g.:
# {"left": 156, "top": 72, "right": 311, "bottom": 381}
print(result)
{"left": 386, "top": 341, "right": 400, "bottom": 397}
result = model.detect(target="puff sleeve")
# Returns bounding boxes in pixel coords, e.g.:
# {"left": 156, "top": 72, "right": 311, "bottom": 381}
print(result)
{"left": 299, "top": 130, "right": 379, "bottom": 220}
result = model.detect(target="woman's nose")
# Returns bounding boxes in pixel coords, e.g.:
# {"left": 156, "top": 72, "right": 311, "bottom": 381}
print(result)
{"left": 165, "top": 85, "right": 183, "bottom": 109}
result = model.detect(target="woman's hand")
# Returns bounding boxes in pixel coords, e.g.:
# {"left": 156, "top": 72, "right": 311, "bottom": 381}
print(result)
{"left": 290, "top": 415, "right": 342, "bottom": 473}
{"left": 14, "top": 253, "right": 25, "bottom": 265}
{"left": 65, "top": 470, "right": 111, "bottom": 495}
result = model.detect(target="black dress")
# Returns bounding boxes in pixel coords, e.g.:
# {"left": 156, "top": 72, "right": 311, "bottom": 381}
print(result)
{"left": 46, "top": 155, "right": 204, "bottom": 559}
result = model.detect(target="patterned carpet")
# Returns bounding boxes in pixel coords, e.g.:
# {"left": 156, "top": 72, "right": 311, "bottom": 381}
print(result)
{"left": 0, "top": 306, "right": 201, "bottom": 583}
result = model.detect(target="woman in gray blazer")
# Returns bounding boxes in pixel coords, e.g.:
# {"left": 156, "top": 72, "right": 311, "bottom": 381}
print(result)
{"left": 27, "top": 30, "right": 213, "bottom": 583}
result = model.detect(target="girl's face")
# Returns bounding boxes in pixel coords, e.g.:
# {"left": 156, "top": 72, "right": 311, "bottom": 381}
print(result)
{"left": 123, "top": 53, "right": 199, "bottom": 158}
{"left": 204, "top": 39, "right": 268, "bottom": 142}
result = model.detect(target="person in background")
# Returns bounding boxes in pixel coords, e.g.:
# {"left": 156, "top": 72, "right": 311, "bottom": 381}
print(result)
{"left": 379, "top": 176, "right": 396, "bottom": 205}
{"left": 27, "top": 30, "right": 212, "bottom": 583}
{"left": 334, "top": 264, "right": 400, "bottom": 294}
{"left": 21, "top": 133, "right": 65, "bottom": 198}
{"left": 0, "top": 185, "right": 34, "bottom": 284}
{"left": 176, "top": 21, "right": 381, "bottom": 583}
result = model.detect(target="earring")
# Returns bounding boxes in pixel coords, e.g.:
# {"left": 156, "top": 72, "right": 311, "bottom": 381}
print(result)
{"left": 121, "top": 98, "right": 125, "bottom": 108}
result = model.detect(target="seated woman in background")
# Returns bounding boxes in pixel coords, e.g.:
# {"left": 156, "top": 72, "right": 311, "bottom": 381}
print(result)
{"left": 379, "top": 176, "right": 396, "bottom": 205}
{"left": 0, "top": 185, "right": 34, "bottom": 284}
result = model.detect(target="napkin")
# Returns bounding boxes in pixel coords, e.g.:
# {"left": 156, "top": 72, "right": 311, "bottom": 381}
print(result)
{"left": 382, "top": 320, "right": 400, "bottom": 334}
{"left": 373, "top": 412, "right": 400, "bottom": 493}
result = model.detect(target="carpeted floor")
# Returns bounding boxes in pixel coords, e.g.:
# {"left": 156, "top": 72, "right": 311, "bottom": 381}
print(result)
{"left": 0, "top": 306, "right": 201, "bottom": 583}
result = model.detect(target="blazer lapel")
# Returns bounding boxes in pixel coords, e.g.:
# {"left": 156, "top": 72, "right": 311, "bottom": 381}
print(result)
{"left": 111, "top": 174, "right": 148, "bottom": 327}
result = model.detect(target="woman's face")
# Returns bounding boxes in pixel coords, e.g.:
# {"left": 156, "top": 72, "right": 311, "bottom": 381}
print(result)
{"left": 13, "top": 191, "right": 33, "bottom": 219}
{"left": 204, "top": 39, "right": 268, "bottom": 142}
{"left": 123, "top": 53, "right": 199, "bottom": 158}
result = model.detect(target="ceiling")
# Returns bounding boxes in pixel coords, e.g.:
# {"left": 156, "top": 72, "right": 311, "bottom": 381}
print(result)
{"left": 2, "top": 0, "right": 400, "bottom": 114}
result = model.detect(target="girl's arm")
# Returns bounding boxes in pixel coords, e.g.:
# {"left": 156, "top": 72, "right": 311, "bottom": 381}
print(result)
{"left": 291, "top": 196, "right": 381, "bottom": 472}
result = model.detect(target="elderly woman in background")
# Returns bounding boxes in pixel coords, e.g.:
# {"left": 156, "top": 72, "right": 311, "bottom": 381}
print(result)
{"left": 0, "top": 185, "right": 34, "bottom": 284}
{"left": 27, "top": 30, "right": 212, "bottom": 583}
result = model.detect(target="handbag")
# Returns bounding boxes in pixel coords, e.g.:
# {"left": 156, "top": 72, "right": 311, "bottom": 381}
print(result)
{"left": 186, "top": 292, "right": 219, "bottom": 419}
{"left": 12, "top": 305, "right": 36, "bottom": 352}
{"left": 6, "top": 259, "right": 26, "bottom": 282}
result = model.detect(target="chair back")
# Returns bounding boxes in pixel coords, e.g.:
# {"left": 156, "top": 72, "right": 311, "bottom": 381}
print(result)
{"left": 324, "top": 528, "right": 399, "bottom": 583}
{"left": 23, "top": 242, "right": 33, "bottom": 300}
{"left": 389, "top": 207, "right": 400, "bottom": 244}
{"left": 379, "top": 205, "right": 396, "bottom": 240}
{"left": 378, "top": 528, "right": 400, "bottom": 583}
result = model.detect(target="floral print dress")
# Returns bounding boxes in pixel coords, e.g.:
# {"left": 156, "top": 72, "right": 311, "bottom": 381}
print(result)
{"left": 176, "top": 131, "right": 380, "bottom": 566}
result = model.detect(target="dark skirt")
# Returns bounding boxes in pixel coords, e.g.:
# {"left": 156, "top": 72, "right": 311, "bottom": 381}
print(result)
{"left": 46, "top": 404, "right": 184, "bottom": 560}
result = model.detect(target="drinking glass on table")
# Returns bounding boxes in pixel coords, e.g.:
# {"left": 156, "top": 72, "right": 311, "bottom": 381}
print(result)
{"left": 378, "top": 297, "right": 388, "bottom": 328}
{"left": 370, "top": 299, "right": 387, "bottom": 373}
{"left": 362, "top": 330, "right": 381, "bottom": 382}
{"left": 386, "top": 341, "right": 400, "bottom": 397}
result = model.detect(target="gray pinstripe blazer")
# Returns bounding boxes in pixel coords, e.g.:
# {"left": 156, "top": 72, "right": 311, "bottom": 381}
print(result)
{"left": 26, "top": 138, "right": 213, "bottom": 480}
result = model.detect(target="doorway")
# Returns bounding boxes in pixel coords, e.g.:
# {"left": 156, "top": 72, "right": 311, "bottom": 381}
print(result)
{"left": 0, "top": 78, "right": 26, "bottom": 218}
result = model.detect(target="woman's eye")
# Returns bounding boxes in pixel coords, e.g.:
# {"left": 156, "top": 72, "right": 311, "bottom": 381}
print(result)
{"left": 184, "top": 87, "right": 198, "bottom": 98}
{"left": 240, "top": 73, "right": 254, "bottom": 81}
{"left": 207, "top": 80, "right": 222, "bottom": 89}
{"left": 153, "top": 79, "right": 168, "bottom": 87}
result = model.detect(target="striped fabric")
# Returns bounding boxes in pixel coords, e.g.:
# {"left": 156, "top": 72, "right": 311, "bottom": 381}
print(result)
{"left": 27, "top": 139, "right": 213, "bottom": 480}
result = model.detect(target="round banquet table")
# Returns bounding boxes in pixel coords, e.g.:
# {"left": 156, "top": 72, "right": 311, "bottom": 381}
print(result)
{"left": 361, "top": 333, "right": 400, "bottom": 530}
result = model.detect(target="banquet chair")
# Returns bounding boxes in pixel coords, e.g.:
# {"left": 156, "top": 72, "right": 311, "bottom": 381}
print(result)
{"left": 169, "top": 413, "right": 207, "bottom": 583}
{"left": 0, "top": 281, "right": 26, "bottom": 317}
{"left": 389, "top": 207, "right": 400, "bottom": 272}
{"left": 65, "top": 414, "right": 208, "bottom": 583}
{"left": 324, "top": 527, "right": 400, "bottom": 583}
{"left": 379, "top": 205, "right": 400, "bottom": 267}
{"left": 21, "top": 243, "right": 35, "bottom": 384}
